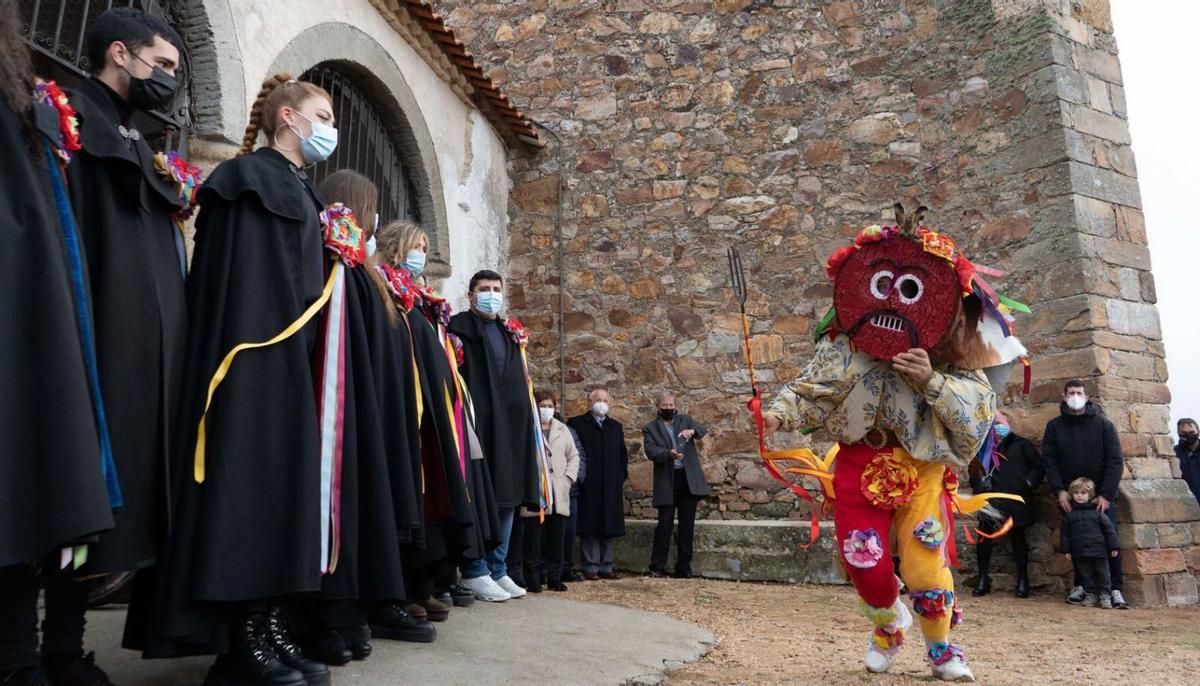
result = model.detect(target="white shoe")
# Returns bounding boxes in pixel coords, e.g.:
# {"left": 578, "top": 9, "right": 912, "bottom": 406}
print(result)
{"left": 495, "top": 575, "right": 527, "bottom": 598}
{"left": 462, "top": 575, "right": 510, "bottom": 602}
{"left": 928, "top": 643, "right": 975, "bottom": 682}
{"left": 864, "top": 601, "right": 912, "bottom": 673}
{"left": 932, "top": 659, "right": 975, "bottom": 682}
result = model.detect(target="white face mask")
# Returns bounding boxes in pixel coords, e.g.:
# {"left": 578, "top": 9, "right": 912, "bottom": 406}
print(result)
{"left": 365, "top": 235, "right": 377, "bottom": 257}
{"left": 404, "top": 249, "right": 427, "bottom": 277}
{"left": 539, "top": 407, "right": 555, "bottom": 423}
{"left": 1066, "top": 395, "right": 1086, "bottom": 411}
{"left": 592, "top": 401, "right": 610, "bottom": 417}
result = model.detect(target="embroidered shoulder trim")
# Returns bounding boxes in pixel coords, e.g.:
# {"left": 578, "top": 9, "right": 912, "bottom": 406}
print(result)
{"left": 320, "top": 204, "right": 367, "bottom": 267}
{"left": 33, "top": 79, "right": 81, "bottom": 164}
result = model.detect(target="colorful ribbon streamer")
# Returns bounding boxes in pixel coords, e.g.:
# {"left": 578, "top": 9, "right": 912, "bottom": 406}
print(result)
{"left": 314, "top": 262, "right": 348, "bottom": 574}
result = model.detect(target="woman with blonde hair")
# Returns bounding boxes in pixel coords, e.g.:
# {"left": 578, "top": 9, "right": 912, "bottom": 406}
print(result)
{"left": 131, "top": 73, "right": 340, "bottom": 686}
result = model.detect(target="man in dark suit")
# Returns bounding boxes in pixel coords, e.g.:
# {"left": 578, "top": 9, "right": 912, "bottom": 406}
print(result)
{"left": 568, "top": 388, "right": 628, "bottom": 580}
{"left": 642, "top": 392, "right": 710, "bottom": 578}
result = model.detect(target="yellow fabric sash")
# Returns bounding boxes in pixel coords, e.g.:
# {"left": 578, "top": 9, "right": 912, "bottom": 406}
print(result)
{"left": 194, "top": 269, "right": 338, "bottom": 483}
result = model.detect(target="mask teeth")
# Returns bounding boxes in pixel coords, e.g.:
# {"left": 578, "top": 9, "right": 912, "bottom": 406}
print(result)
{"left": 870, "top": 314, "right": 904, "bottom": 333}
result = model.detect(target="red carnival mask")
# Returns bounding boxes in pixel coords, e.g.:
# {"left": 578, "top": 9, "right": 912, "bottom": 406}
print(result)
{"left": 832, "top": 237, "right": 961, "bottom": 360}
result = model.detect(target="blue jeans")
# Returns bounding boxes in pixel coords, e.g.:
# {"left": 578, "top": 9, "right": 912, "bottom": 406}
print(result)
{"left": 464, "top": 507, "right": 515, "bottom": 580}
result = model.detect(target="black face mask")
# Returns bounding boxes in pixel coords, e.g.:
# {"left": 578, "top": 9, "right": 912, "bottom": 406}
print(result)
{"left": 124, "top": 50, "right": 178, "bottom": 111}
{"left": 658, "top": 408, "right": 676, "bottom": 421}
{"left": 1182, "top": 433, "right": 1199, "bottom": 448}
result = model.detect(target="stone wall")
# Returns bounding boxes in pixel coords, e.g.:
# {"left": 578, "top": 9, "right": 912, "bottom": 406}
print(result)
{"left": 439, "top": 0, "right": 1200, "bottom": 603}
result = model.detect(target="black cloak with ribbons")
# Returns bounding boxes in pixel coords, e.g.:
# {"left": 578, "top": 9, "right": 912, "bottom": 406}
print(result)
{"left": 65, "top": 77, "right": 187, "bottom": 573}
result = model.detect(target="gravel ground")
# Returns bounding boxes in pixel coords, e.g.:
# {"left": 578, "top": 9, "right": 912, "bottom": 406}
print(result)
{"left": 563, "top": 576, "right": 1200, "bottom": 685}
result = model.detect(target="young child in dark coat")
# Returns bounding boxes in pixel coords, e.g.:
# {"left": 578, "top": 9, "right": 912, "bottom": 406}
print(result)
{"left": 1061, "top": 477, "right": 1119, "bottom": 609}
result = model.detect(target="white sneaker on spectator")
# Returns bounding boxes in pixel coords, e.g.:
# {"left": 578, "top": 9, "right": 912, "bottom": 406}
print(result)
{"left": 462, "top": 575, "right": 510, "bottom": 602}
{"left": 1065, "top": 585, "right": 1085, "bottom": 604}
{"left": 496, "top": 575, "right": 527, "bottom": 598}
{"left": 1110, "top": 589, "right": 1129, "bottom": 609}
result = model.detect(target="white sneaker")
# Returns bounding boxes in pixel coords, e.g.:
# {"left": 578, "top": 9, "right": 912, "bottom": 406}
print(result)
{"left": 932, "top": 659, "right": 975, "bottom": 682}
{"left": 462, "top": 575, "right": 510, "bottom": 602}
{"left": 928, "top": 643, "right": 975, "bottom": 682}
{"left": 495, "top": 575, "right": 527, "bottom": 598}
{"left": 864, "top": 601, "right": 912, "bottom": 674}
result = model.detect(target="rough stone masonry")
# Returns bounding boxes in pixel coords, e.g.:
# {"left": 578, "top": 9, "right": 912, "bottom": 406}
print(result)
{"left": 438, "top": 0, "right": 1200, "bottom": 604}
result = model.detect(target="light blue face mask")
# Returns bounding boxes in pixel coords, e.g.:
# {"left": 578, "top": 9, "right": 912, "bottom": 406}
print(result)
{"left": 404, "top": 249, "right": 426, "bottom": 277}
{"left": 475, "top": 291, "right": 503, "bottom": 315}
{"left": 995, "top": 423, "right": 1011, "bottom": 439}
{"left": 291, "top": 111, "right": 338, "bottom": 164}
{"left": 365, "top": 235, "right": 377, "bottom": 258}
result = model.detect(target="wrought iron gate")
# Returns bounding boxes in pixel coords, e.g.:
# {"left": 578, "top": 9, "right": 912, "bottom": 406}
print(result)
{"left": 18, "top": 0, "right": 193, "bottom": 149}
{"left": 301, "top": 63, "right": 420, "bottom": 227}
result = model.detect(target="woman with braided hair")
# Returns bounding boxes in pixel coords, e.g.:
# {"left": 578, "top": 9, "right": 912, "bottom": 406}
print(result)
{"left": 127, "top": 74, "right": 340, "bottom": 686}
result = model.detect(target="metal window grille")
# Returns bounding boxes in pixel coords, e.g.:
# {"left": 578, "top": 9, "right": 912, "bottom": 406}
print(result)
{"left": 301, "top": 63, "right": 420, "bottom": 229}
{"left": 18, "top": 0, "right": 193, "bottom": 148}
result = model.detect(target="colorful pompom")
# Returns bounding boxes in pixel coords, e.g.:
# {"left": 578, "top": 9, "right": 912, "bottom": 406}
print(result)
{"left": 860, "top": 453, "right": 919, "bottom": 509}
{"left": 913, "top": 516, "right": 945, "bottom": 549}
{"left": 842, "top": 529, "right": 884, "bottom": 569}
{"left": 910, "top": 589, "right": 955, "bottom": 620}
{"left": 928, "top": 641, "right": 966, "bottom": 666}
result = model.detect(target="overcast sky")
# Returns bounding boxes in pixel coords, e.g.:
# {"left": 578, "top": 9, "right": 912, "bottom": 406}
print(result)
{"left": 1110, "top": 0, "right": 1198, "bottom": 441}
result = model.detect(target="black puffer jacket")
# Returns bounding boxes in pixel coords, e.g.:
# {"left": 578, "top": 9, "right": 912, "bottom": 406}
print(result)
{"left": 1042, "top": 402, "right": 1123, "bottom": 501}
{"left": 1060, "top": 501, "right": 1118, "bottom": 558}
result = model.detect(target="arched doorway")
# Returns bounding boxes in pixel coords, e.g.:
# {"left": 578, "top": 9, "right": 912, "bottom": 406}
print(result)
{"left": 301, "top": 62, "right": 420, "bottom": 226}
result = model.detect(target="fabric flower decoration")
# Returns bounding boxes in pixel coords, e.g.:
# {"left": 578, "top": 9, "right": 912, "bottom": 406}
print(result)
{"left": 842, "top": 529, "right": 884, "bottom": 569}
{"left": 320, "top": 204, "right": 367, "bottom": 268}
{"left": 377, "top": 264, "right": 416, "bottom": 312}
{"left": 154, "top": 150, "right": 204, "bottom": 220}
{"left": 504, "top": 317, "right": 530, "bottom": 346}
{"left": 928, "top": 641, "right": 966, "bottom": 666}
{"left": 859, "top": 600, "right": 898, "bottom": 627}
{"left": 910, "top": 589, "right": 954, "bottom": 620}
{"left": 33, "top": 79, "right": 82, "bottom": 164}
{"left": 913, "top": 516, "right": 945, "bottom": 549}
{"left": 860, "top": 453, "right": 918, "bottom": 509}
{"left": 870, "top": 625, "right": 904, "bottom": 653}
{"left": 950, "top": 601, "right": 963, "bottom": 629}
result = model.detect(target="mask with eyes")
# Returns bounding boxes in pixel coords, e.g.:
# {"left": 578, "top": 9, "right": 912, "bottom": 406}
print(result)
{"left": 833, "top": 234, "right": 962, "bottom": 360}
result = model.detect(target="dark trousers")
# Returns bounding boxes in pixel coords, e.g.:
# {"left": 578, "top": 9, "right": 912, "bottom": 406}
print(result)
{"left": 976, "top": 524, "right": 1030, "bottom": 579}
{"left": 1076, "top": 556, "right": 1112, "bottom": 595}
{"left": 1072, "top": 507, "right": 1123, "bottom": 591}
{"left": 650, "top": 472, "right": 700, "bottom": 575}
{"left": 562, "top": 489, "right": 580, "bottom": 577}
{"left": 531, "top": 514, "right": 566, "bottom": 586}
{"left": 507, "top": 514, "right": 527, "bottom": 584}
{"left": 0, "top": 566, "right": 92, "bottom": 673}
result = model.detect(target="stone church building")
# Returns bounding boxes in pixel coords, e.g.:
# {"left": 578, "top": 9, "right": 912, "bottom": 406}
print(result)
{"left": 20, "top": 0, "right": 1200, "bottom": 605}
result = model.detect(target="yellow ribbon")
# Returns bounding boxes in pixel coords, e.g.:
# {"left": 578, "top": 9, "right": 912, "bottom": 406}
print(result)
{"left": 760, "top": 443, "right": 840, "bottom": 500}
{"left": 194, "top": 269, "right": 338, "bottom": 483}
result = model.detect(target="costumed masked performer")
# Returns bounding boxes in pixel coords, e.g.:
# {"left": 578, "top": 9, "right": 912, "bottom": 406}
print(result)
{"left": 756, "top": 205, "right": 1029, "bottom": 683}
{"left": 127, "top": 75, "right": 340, "bottom": 686}
{"left": 375, "top": 221, "right": 503, "bottom": 605}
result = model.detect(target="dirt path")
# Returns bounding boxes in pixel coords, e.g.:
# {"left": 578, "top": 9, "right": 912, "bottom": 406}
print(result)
{"left": 564, "top": 577, "right": 1199, "bottom": 685}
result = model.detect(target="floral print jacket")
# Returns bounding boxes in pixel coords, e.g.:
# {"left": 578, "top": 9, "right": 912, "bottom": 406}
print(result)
{"left": 767, "top": 334, "right": 995, "bottom": 469}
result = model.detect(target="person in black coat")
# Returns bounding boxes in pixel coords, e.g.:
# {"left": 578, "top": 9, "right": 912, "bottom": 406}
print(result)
{"left": 1042, "top": 380, "right": 1127, "bottom": 607}
{"left": 568, "top": 388, "right": 629, "bottom": 579}
{"left": 0, "top": 10, "right": 118, "bottom": 683}
{"left": 127, "top": 75, "right": 339, "bottom": 686}
{"left": 643, "top": 392, "right": 710, "bottom": 579}
{"left": 968, "top": 414, "right": 1043, "bottom": 598}
{"left": 1176, "top": 419, "right": 1200, "bottom": 507}
{"left": 1060, "top": 478, "right": 1119, "bottom": 608}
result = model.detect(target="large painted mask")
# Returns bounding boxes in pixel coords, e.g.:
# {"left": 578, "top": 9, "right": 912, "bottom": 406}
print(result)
{"left": 823, "top": 204, "right": 1029, "bottom": 374}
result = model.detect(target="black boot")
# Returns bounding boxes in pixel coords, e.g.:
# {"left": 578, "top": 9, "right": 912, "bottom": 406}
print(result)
{"left": 303, "top": 630, "right": 351, "bottom": 667}
{"left": 1015, "top": 574, "right": 1030, "bottom": 598}
{"left": 367, "top": 604, "right": 436, "bottom": 643}
{"left": 264, "top": 608, "right": 330, "bottom": 686}
{"left": 1, "top": 666, "right": 48, "bottom": 686}
{"left": 42, "top": 651, "right": 114, "bottom": 686}
{"left": 335, "top": 626, "right": 371, "bottom": 661}
{"left": 204, "top": 615, "right": 303, "bottom": 686}
{"left": 972, "top": 575, "right": 991, "bottom": 597}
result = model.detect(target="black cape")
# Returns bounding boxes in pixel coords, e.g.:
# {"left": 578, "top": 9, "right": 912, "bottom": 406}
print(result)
{"left": 0, "top": 89, "right": 113, "bottom": 568}
{"left": 314, "top": 265, "right": 419, "bottom": 603}
{"left": 127, "top": 148, "right": 327, "bottom": 657}
{"left": 568, "top": 414, "right": 629, "bottom": 538}
{"left": 65, "top": 77, "right": 187, "bottom": 573}
{"left": 404, "top": 301, "right": 484, "bottom": 564}
{"left": 447, "top": 312, "right": 540, "bottom": 510}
